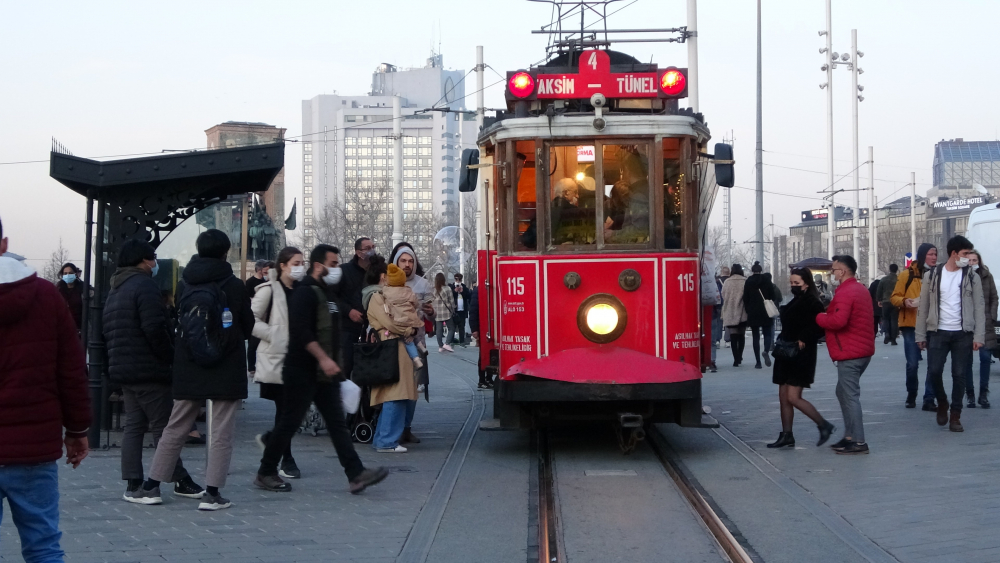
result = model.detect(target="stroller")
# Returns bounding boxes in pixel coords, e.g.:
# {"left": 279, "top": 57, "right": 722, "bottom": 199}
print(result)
{"left": 299, "top": 383, "right": 378, "bottom": 442}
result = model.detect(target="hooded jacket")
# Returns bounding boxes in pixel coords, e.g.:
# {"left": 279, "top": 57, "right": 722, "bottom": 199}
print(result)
{"left": 103, "top": 267, "right": 174, "bottom": 386}
{"left": 915, "top": 264, "right": 986, "bottom": 345}
{"left": 816, "top": 277, "right": 876, "bottom": 361}
{"left": 0, "top": 257, "right": 90, "bottom": 464}
{"left": 251, "top": 269, "right": 292, "bottom": 385}
{"left": 891, "top": 243, "right": 936, "bottom": 328}
{"left": 172, "top": 256, "right": 254, "bottom": 400}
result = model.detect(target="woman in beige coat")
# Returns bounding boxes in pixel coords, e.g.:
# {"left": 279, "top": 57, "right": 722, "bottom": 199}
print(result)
{"left": 365, "top": 260, "right": 418, "bottom": 453}
{"left": 720, "top": 263, "right": 749, "bottom": 367}
{"left": 251, "top": 246, "right": 305, "bottom": 477}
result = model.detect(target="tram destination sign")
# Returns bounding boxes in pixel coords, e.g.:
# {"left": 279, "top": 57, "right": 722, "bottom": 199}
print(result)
{"left": 507, "top": 49, "right": 687, "bottom": 102}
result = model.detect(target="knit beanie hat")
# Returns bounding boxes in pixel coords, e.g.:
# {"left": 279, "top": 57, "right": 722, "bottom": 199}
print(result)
{"left": 387, "top": 264, "right": 406, "bottom": 287}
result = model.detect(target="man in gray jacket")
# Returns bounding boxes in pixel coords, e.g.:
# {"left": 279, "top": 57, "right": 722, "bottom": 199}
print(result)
{"left": 915, "top": 235, "right": 986, "bottom": 432}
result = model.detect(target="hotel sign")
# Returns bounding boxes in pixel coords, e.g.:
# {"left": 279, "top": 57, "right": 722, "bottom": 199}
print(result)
{"left": 931, "top": 196, "right": 988, "bottom": 213}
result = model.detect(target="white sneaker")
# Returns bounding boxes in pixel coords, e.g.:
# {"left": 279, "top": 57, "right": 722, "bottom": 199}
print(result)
{"left": 376, "top": 445, "right": 408, "bottom": 453}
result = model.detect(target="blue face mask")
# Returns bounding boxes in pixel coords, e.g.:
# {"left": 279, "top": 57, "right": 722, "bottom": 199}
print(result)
{"left": 62, "top": 274, "right": 76, "bottom": 284}
{"left": 150, "top": 262, "right": 160, "bottom": 277}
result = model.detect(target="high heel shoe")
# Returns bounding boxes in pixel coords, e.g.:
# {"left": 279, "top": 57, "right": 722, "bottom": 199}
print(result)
{"left": 816, "top": 420, "right": 836, "bottom": 447}
{"left": 766, "top": 431, "right": 795, "bottom": 448}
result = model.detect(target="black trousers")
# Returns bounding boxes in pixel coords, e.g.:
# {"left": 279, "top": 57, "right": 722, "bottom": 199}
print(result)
{"left": 730, "top": 325, "right": 746, "bottom": 364}
{"left": 926, "top": 330, "right": 974, "bottom": 412}
{"left": 881, "top": 303, "right": 899, "bottom": 340}
{"left": 247, "top": 336, "right": 260, "bottom": 372}
{"left": 453, "top": 312, "right": 468, "bottom": 344}
{"left": 258, "top": 369, "right": 364, "bottom": 481}
{"left": 340, "top": 326, "right": 362, "bottom": 381}
{"left": 264, "top": 390, "right": 293, "bottom": 463}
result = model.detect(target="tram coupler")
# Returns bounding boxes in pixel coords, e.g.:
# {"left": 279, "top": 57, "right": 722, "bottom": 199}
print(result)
{"left": 618, "top": 413, "right": 644, "bottom": 429}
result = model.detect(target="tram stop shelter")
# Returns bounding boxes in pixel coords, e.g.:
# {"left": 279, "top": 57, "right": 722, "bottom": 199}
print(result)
{"left": 49, "top": 142, "right": 285, "bottom": 447}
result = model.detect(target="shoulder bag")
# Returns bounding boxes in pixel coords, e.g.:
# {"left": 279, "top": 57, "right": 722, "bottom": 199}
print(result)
{"left": 352, "top": 327, "right": 401, "bottom": 388}
{"left": 760, "top": 289, "right": 780, "bottom": 318}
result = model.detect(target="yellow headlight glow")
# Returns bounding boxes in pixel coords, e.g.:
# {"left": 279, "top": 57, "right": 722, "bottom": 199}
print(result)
{"left": 586, "top": 303, "right": 619, "bottom": 335}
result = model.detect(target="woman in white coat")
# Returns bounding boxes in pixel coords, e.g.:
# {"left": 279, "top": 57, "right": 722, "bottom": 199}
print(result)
{"left": 252, "top": 246, "right": 305, "bottom": 479}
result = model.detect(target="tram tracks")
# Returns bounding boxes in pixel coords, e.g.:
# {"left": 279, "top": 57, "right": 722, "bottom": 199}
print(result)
{"left": 532, "top": 425, "right": 754, "bottom": 563}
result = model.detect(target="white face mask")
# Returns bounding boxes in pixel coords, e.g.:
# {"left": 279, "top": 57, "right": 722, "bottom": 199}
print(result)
{"left": 972, "top": 264, "right": 980, "bottom": 271}
{"left": 289, "top": 265, "right": 307, "bottom": 281}
{"left": 956, "top": 256, "right": 970, "bottom": 268}
{"left": 323, "top": 266, "right": 343, "bottom": 286}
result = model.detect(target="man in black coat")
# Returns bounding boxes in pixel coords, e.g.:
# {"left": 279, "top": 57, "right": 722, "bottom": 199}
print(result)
{"left": 337, "top": 237, "right": 375, "bottom": 379}
{"left": 103, "top": 240, "right": 203, "bottom": 504}
{"left": 449, "top": 273, "right": 472, "bottom": 346}
{"left": 137, "top": 230, "right": 254, "bottom": 511}
{"left": 254, "top": 244, "right": 387, "bottom": 494}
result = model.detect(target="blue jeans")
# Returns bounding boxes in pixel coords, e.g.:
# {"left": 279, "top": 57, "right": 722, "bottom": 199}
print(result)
{"left": 404, "top": 341, "right": 419, "bottom": 360}
{"left": 374, "top": 399, "right": 408, "bottom": 449}
{"left": 0, "top": 462, "right": 64, "bottom": 563}
{"left": 965, "top": 347, "right": 994, "bottom": 394}
{"left": 901, "top": 328, "right": 936, "bottom": 401}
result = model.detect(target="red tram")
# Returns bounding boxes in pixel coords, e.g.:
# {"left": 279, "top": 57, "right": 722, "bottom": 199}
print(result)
{"left": 459, "top": 46, "right": 733, "bottom": 431}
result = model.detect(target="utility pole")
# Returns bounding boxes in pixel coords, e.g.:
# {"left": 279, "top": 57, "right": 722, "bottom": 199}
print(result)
{"left": 823, "top": 0, "right": 835, "bottom": 259}
{"left": 868, "top": 146, "right": 877, "bottom": 281}
{"left": 475, "top": 46, "right": 485, "bottom": 250}
{"left": 850, "top": 29, "right": 860, "bottom": 264}
{"left": 458, "top": 110, "right": 465, "bottom": 276}
{"left": 392, "top": 96, "right": 403, "bottom": 247}
{"left": 686, "top": 0, "right": 699, "bottom": 112}
{"left": 910, "top": 171, "right": 917, "bottom": 264}
{"left": 754, "top": 0, "right": 764, "bottom": 265}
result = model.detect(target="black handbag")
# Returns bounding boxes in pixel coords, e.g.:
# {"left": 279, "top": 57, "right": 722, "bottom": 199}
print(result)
{"left": 352, "top": 333, "right": 401, "bottom": 388}
{"left": 771, "top": 337, "right": 799, "bottom": 359}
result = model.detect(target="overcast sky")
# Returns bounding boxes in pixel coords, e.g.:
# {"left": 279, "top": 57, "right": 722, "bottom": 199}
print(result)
{"left": 2, "top": 0, "right": 998, "bottom": 267}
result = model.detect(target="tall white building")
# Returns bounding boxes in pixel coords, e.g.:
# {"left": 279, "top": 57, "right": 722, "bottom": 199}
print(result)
{"left": 300, "top": 53, "right": 478, "bottom": 245}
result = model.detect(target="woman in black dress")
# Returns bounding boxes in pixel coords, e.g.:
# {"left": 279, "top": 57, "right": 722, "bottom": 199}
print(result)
{"left": 767, "top": 268, "right": 837, "bottom": 449}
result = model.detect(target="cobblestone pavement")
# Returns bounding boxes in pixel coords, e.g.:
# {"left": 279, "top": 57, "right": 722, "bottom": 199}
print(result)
{"left": 1, "top": 347, "right": 486, "bottom": 563}
{"left": 683, "top": 338, "right": 1000, "bottom": 563}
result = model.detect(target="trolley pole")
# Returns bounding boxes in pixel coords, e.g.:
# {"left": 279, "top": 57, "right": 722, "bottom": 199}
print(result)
{"left": 850, "top": 29, "right": 860, "bottom": 268}
{"left": 910, "top": 171, "right": 917, "bottom": 264}
{"left": 824, "top": 0, "right": 835, "bottom": 259}
{"left": 458, "top": 110, "right": 465, "bottom": 276}
{"left": 686, "top": 0, "right": 699, "bottom": 113}
{"left": 868, "top": 146, "right": 877, "bottom": 281}
{"left": 392, "top": 95, "right": 403, "bottom": 247}
{"left": 754, "top": 0, "right": 764, "bottom": 266}
{"left": 475, "top": 46, "right": 485, "bottom": 250}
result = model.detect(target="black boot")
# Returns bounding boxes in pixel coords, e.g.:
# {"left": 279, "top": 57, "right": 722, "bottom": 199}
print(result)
{"left": 766, "top": 431, "right": 795, "bottom": 448}
{"left": 905, "top": 392, "right": 917, "bottom": 409}
{"left": 816, "top": 420, "right": 836, "bottom": 447}
{"left": 967, "top": 391, "right": 977, "bottom": 409}
{"left": 979, "top": 389, "right": 990, "bottom": 409}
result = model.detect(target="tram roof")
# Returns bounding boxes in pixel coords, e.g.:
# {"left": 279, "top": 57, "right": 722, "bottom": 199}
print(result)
{"left": 478, "top": 114, "right": 710, "bottom": 146}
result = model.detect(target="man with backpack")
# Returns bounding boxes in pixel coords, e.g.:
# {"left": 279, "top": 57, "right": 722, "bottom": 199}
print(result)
{"left": 254, "top": 244, "right": 388, "bottom": 494}
{"left": 916, "top": 235, "right": 986, "bottom": 432}
{"left": 134, "top": 229, "right": 253, "bottom": 511}
{"left": 102, "top": 240, "right": 204, "bottom": 504}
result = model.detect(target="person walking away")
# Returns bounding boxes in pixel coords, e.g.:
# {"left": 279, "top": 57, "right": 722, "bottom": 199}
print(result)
{"left": 718, "top": 267, "right": 731, "bottom": 348}
{"left": 255, "top": 245, "right": 388, "bottom": 492}
{"left": 915, "top": 236, "right": 986, "bottom": 432}
{"left": 433, "top": 273, "right": 457, "bottom": 353}
{"left": 721, "top": 264, "right": 748, "bottom": 366}
{"left": 816, "top": 255, "right": 875, "bottom": 455}
{"left": 742, "top": 262, "right": 774, "bottom": 369}
{"left": 56, "top": 262, "right": 86, "bottom": 333}
{"left": 251, "top": 247, "right": 305, "bottom": 479}
{"left": 0, "top": 219, "right": 91, "bottom": 562}
{"left": 137, "top": 230, "right": 252, "bottom": 510}
{"left": 763, "top": 272, "right": 781, "bottom": 358}
{"left": 366, "top": 260, "right": 422, "bottom": 453}
{"left": 710, "top": 275, "right": 723, "bottom": 372}
{"left": 878, "top": 264, "right": 900, "bottom": 345}
{"left": 103, "top": 240, "right": 203, "bottom": 504}
{"left": 339, "top": 238, "right": 376, "bottom": 381}
{"left": 868, "top": 277, "right": 882, "bottom": 338}
{"left": 450, "top": 273, "right": 472, "bottom": 346}
{"left": 383, "top": 264, "right": 427, "bottom": 369}
{"left": 892, "top": 243, "right": 938, "bottom": 409}
{"left": 767, "top": 268, "right": 835, "bottom": 448}
{"left": 246, "top": 259, "right": 272, "bottom": 379}
{"left": 966, "top": 251, "right": 997, "bottom": 408}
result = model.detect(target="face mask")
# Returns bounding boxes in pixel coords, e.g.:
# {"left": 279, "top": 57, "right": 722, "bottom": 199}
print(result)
{"left": 62, "top": 274, "right": 77, "bottom": 284}
{"left": 363, "top": 249, "right": 376, "bottom": 259}
{"left": 956, "top": 256, "right": 970, "bottom": 268}
{"left": 289, "top": 265, "right": 306, "bottom": 281}
{"left": 791, "top": 286, "right": 805, "bottom": 296}
{"left": 973, "top": 264, "right": 980, "bottom": 271}
{"left": 830, "top": 277, "right": 841, "bottom": 287}
{"left": 150, "top": 262, "right": 159, "bottom": 277}
{"left": 323, "top": 266, "right": 343, "bottom": 286}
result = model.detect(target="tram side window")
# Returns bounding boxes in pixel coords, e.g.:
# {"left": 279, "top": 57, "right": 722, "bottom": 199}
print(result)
{"left": 547, "top": 145, "right": 597, "bottom": 247}
{"left": 663, "top": 138, "right": 684, "bottom": 249}
{"left": 603, "top": 145, "right": 650, "bottom": 245}
{"left": 515, "top": 141, "right": 537, "bottom": 251}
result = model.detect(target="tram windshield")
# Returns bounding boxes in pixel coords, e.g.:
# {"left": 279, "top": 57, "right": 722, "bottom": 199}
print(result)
{"left": 602, "top": 144, "right": 650, "bottom": 245}
{"left": 548, "top": 145, "right": 597, "bottom": 246}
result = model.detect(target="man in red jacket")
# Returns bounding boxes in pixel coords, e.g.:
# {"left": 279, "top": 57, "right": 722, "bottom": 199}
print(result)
{"left": 0, "top": 217, "right": 91, "bottom": 561}
{"left": 816, "top": 255, "right": 875, "bottom": 455}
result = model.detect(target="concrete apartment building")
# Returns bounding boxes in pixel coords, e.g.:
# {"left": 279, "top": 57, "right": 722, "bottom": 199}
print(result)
{"left": 300, "top": 53, "right": 479, "bottom": 245}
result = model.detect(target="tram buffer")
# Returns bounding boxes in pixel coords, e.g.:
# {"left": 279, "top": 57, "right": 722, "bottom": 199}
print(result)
{"left": 460, "top": 43, "right": 734, "bottom": 438}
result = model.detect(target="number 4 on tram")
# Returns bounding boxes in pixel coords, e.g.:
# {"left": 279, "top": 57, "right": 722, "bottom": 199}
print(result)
{"left": 459, "top": 48, "right": 735, "bottom": 431}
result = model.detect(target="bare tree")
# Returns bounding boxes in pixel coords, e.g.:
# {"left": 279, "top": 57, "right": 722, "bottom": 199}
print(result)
{"left": 312, "top": 178, "right": 393, "bottom": 259}
{"left": 460, "top": 192, "right": 479, "bottom": 281}
{"left": 42, "top": 238, "right": 71, "bottom": 283}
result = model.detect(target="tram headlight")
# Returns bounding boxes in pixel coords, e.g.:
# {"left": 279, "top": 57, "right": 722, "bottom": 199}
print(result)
{"left": 577, "top": 294, "right": 628, "bottom": 344}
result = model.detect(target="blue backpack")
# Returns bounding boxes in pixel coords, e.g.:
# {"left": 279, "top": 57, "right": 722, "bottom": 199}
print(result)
{"left": 177, "top": 277, "right": 231, "bottom": 367}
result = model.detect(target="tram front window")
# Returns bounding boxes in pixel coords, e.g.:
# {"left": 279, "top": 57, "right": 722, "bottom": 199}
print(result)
{"left": 548, "top": 145, "right": 597, "bottom": 247}
{"left": 515, "top": 142, "right": 537, "bottom": 251}
{"left": 603, "top": 144, "right": 650, "bottom": 245}
{"left": 663, "top": 138, "right": 684, "bottom": 249}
